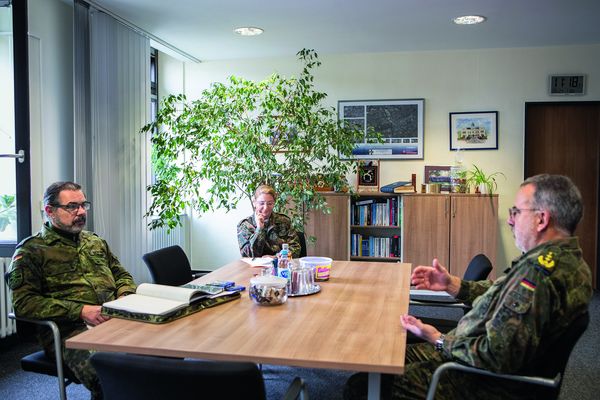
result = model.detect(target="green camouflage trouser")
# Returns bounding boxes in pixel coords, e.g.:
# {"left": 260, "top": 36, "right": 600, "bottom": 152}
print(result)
{"left": 344, "top": 342, "right": 535, "bottom": 400}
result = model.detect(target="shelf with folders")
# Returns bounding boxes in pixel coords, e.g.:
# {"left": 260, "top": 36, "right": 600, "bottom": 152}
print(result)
{"left": 350, "top": 194, "right": 402, "bottom": 261}
{"left": 350, "top": 195, "right": 401, "bottom": 227}
{"left": 350, "top": 232, "right": 401, "bottom": 260}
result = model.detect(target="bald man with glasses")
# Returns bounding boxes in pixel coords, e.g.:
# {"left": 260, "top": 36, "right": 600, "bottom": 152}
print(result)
{"left": 6, "top": 181, "right": 136, "bottom": 400}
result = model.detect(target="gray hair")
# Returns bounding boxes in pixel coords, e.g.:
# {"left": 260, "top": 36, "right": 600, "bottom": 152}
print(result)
{"left": 522, "top": 174, "right": 583, "bottom": 235}
{"left": 43, "top": 181, "right": 83, "bottom": 206}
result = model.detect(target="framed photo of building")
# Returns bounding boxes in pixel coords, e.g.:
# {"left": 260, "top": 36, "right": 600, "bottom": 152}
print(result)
{"left": 339, "top": 99, "right": 424, "bottom": 159}
{"left": 449, "top": 111, "right": 498, "bottom": 150}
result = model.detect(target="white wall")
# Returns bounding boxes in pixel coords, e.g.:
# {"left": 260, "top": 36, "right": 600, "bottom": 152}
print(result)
{"left": 28, "top": 0, "right": 74, "bottom": 229}
{"left": 162, "top": 45, "right": 600, "bottom": 273}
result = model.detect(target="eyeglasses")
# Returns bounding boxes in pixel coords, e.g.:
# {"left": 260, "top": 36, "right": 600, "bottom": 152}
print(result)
{"left": 255, "top": 201, "right": 275, "bottom": 207}
{"left": 53, "top": 201, "right": 92, "bottom": 213}
{"left": 508, "top": 206, "right": 539, "bottom": 219}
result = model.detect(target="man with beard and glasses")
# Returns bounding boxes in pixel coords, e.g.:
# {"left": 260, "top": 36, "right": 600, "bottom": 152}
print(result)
{"left": 6, "top": 181, "right": 136, "bottom": 400}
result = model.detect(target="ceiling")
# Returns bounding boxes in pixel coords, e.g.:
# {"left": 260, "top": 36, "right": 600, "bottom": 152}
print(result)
{"left": 90, "top": 0, "right": 600, "bottom": 62}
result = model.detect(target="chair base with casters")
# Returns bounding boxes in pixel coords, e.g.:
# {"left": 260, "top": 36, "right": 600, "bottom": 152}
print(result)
{"left": 91, "top": 352, "right": 308, "bottom": 400}
{"left": 8, "top": 312, "right": 81, "bottom": 400}
{"left": 425, "top": 311, "right": 589, "bottom": 400}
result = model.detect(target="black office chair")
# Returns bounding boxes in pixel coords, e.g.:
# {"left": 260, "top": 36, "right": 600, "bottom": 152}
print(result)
{"left": 7, "top": 312, "right": 81, "bottom": 400}
{"left": 426, "top": 311, "right": 590, "bottom": 400}
{"left": 4, "top": 271, "right": 81, "bottom": 400}
{"left": 142, "top": 245, "right": 205, "bottom": 286}
{"left": 90, "top": 352, "right": 309, "bottom": 400}
{"left": 297, "top": 231, "right": 308, "bottom": 258}
{"left": 408, "top": 254, "right": 492, "bottom": 341}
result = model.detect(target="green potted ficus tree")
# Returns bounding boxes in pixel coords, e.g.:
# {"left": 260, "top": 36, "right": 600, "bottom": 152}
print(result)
{"left": 141, "top": 49, "right": 366, "bottom": 234}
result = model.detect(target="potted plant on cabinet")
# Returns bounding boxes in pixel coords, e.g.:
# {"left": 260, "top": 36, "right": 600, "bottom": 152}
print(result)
{"left": 466, "top": 165, "right": 505, "bottom": 195}
{"left": 141, "top": 49, "right": 365, "bottom": 233}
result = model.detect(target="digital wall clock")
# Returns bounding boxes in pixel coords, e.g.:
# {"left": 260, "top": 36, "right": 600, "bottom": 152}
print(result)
{"left": 548, "top": 74, "right": 586, "bottom": 96}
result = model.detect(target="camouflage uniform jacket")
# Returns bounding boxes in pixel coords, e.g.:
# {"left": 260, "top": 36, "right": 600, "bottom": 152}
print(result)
{"left": 7, "top": 222, "right": 136, "bottom": 348}
{"left": 237, "top": 212, "right": 301, "bottom": 258}
{"left": 442, "top": 237, "right": 592, "bottom": 374}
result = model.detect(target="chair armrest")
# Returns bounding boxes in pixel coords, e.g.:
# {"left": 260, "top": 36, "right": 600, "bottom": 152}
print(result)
{"left": 8, "top": 312, "right": 69, "bottom": 396}
{"left": 426, "top": 362, "right": 560, "bottom": 400}
{"left": 282, "top": 376, "right": 308, "bottom": 400}
{"left": 191, "top": 270, "right": 211, "bottom": 279}
{"left": 9, "top": 312, "right": 61, "bottom": 332}
{"left": 409, "top": 299, "right": 470, "bottom": 309}
{"left": 409, "top": 289, "right": 468, "bottom": 309}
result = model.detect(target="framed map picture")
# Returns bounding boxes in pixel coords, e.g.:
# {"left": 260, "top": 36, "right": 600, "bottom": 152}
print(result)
{"left": 339, "top": 99, "right": 424, "bottom": 159}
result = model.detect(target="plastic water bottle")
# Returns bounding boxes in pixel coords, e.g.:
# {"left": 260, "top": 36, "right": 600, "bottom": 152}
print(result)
{"left": 277, "top": 243, "right": 291, "bottom": 288}
{"left": 450, "top": 148, "right": 467, "bottom": 193}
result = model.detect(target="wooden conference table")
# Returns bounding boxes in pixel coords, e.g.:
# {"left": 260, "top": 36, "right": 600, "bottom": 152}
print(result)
{"left": 67, "top": 259, "right": 411, "bottom": 399}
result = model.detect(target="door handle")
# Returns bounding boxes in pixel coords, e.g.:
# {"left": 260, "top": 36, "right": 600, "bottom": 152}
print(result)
{"left": 0, "top": 149, "right": 25, "bottom": 163}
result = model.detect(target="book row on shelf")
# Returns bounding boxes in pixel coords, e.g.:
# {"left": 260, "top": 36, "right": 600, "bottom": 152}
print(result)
{"left": 351, "top": 196, "right": 401, "bottom": 226}
{"left": 351, "top": 234, "right": 401, "bottom": 258}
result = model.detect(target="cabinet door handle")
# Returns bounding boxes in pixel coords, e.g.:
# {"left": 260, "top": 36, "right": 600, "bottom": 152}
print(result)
{"left": 452, "top": 200, "right": 457, "bottom": 218}
{"left": 444, "top": 198, "right": 449, "bottom": 218}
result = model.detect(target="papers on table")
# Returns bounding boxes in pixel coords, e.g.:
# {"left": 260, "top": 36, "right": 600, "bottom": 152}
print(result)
{"left": 241, "top": 257, "right": 275, "bottom": 267}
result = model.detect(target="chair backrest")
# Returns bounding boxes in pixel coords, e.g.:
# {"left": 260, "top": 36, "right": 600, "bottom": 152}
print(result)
{"left": 462, "top": 254, "right": 493, "bottom": 281}
{"left": 90, "top": 352, "right": 267, "bottom": 400}
{"left": 142, "top": 245, "right": 193, "bottom": 286}
{"left": 297, "top": 231, "right": 307, "bottom": 258}
{"left": 529, "top": 311, "right": 589, "bottom": 382}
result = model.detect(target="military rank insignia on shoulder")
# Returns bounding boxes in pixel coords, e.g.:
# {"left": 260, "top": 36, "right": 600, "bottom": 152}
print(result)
{"left": 534, "top": 250, "right": 556, "bottom": 276}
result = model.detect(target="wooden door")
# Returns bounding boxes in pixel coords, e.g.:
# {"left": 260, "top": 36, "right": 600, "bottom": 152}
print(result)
{"left": 450, "top": 195, "right": 498, "bottom": 279}
{"left": 304, "top": 194, "right": 349, "bottom": 260}
{"left": 402, "top": 195, "right": 450, "bottom": 271}
{"left": 525, "top": 102, "right": 599, "bottom": 289}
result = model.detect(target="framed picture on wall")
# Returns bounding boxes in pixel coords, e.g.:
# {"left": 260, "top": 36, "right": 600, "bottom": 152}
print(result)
{"left": 449, "top": 111, "right": 498, "bottom": 150}
{"left": 339, "top": 99, "right": 424, "bottom": 159}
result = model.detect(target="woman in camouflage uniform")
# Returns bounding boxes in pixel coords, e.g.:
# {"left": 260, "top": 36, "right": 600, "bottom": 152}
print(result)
{"left": 237, "top": 185, "right": 301, "bottom": 258}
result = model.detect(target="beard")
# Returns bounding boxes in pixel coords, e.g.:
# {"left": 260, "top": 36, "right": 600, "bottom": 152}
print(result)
{"left": 52, "top": 214, "right": 87, "bottom": 234}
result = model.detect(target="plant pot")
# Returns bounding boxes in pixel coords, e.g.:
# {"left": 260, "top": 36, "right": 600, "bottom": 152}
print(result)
{"left": 478, "top": 183, "right": 489, "bottom": 195}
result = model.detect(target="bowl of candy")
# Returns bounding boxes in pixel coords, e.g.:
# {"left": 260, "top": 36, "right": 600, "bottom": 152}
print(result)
{"left": 249, "top": 275, "right": 288, "bottom": 306}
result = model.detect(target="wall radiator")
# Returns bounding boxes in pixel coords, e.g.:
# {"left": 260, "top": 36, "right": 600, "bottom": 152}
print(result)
{"left": 1, "top": 257, "right": 17, "bottom": 338}
{"left": 149, "top": 215, "right": 190, "bottom": 254}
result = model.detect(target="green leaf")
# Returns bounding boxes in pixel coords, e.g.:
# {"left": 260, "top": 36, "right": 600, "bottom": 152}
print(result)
{"left": 141, "top": 49, "right": 360, "bottom": 236}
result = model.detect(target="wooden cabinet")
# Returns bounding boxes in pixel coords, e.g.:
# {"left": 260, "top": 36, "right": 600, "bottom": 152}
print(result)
{"left": 303, "top": 193, "right": 349, "bottom": 260}
{"left": 304, "top": 193, "right": 498, "bottom": 275}
{"left": 449, "top": 195, "right": 498, "bottom": 278}
{"left": 402, "top": 194, "right": 498, "bottom": 276}
{"left": 402, "top": 195, "right": 450, "bottom": 268}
